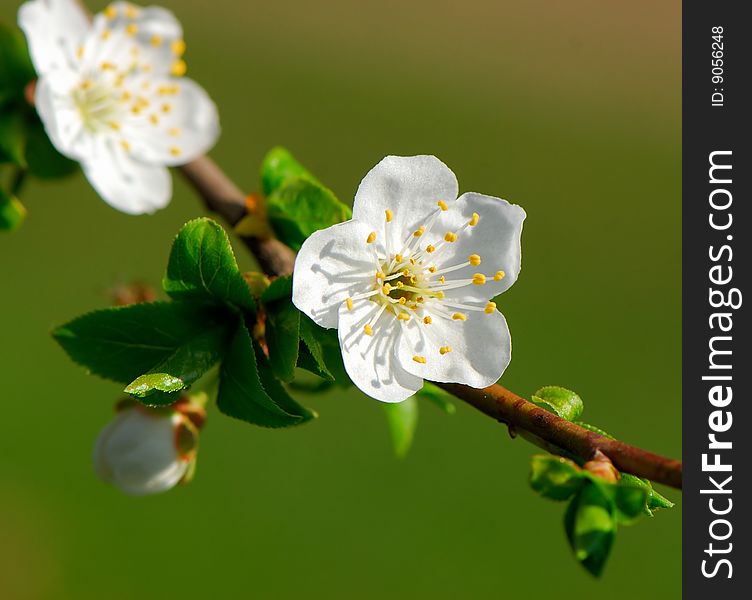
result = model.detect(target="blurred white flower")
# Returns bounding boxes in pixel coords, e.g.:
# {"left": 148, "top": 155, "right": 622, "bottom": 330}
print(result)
{"left": 94, "top": 400, "right": 202, "bottom": 496}
{"left": 292, "top": 155, "right": 525, "bottom": 402}
{"left": 18, "top": 0, "right": 219, "bottom": 213}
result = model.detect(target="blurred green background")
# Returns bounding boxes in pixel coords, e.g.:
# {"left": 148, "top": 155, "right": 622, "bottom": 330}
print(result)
{"left": 0, "top": 0, "right": 681, "bottom": 598}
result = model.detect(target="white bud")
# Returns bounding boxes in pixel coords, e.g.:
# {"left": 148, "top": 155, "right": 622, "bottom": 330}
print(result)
{"left": 93, "top": 405, "right": 197, "bottom": 496}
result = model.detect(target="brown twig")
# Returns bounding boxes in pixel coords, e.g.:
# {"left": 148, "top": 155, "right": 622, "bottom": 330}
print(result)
{"left": 178, "top": 157, "right": 683, "bottom": 491}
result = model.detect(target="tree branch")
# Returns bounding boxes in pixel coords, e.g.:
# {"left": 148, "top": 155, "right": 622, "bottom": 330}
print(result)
{"left": 178, "top": 158, "right": 683, "bottom": 491}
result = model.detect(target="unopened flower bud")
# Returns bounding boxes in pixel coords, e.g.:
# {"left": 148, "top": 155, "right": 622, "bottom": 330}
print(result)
{"left": 94, "top": 399, "right": 203, "bottom": 496}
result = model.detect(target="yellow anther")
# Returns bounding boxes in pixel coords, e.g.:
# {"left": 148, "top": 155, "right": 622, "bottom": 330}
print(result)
{"left": 468, "top": 254, "right": 481, "bottom": 266}
{"left": 346, "top": 298, "right": 353, "bottom": 311}
{"left": 121, "top": 140, "right": 131, "bottom": 152}
{"left": 439, "top": 346, "right": 452, "bottom": 355}
{"left": 120, "top": 90, "right": 132, "bottom": 101}
{"left": 395, "top": 254, "right": 403, "bottom": 263}
{"left": 161, "top": 103, "right": 172, "bottom": 113}
{"left": 382, "top": 283, "right": 392, "bottom": 294}
{"left": 101, "top": 30, "right": 111, "bottom": 41}
{"left": 452, "top": 313, "right": 467, "bottom": 321}
{"left": 396, "top": 281, "right": 404, "bottom": 288}
{"left": 438, "top": 275, "right": 445, "bottom": 283}
{"left": 364, "top": 324, "right": 374, "bottom": 336}
{"left": 423, "top": 316, "right": 432, "bottom": 325}
{"left": 401, "top": 269, "right": 410, "bottom": 277}
{"left": 385, "top": 209, "right": 393, "bottom": 222}
{"left": 124, "top": 5, "right": 140, "bottom": 18}
{"left": 428, "top": 266, "right": 436, "bottom": 273}
{"left": 435, "top": 291, "right": 445, "bottom": 299}
{"left": 126, "top": 23, "right": 138, "bottom": 36}
{"left": 413, "top": 226, "right": 425, "bottom": 237}
{"left": 108, "top": 121, "right": 121, "bottom": 131}
{"left": 376, "top": 271, "right": 385, "bottom": 279}
{"left": 444, "top": 232, "right": 458, "bottom": 243}
{"left": 169, "top": 146, "right": 182, "bottom": 157}
{"left": 409, "top": 304, "right": 419, "bottom": 311}
{"left": 484, "top": 302, "right": 497, "bottom": 314}
{"left": 410, "top": 276, "right": 417, "bottom": 284}
{"left": 149, "top": 114, "right": 159, "bottom": 125}
{"left": 100, "top": 61, "right": 116, "bottom": 70}
{"left": 494, "top": 271, "right": 506, "bottom": 281}
{"left": 437, "top": 200, "right": 448, "bottom": 211}
{"left": 76, "top": 46, "right": 84, "bottom": 60}
{"left": 426, "top": 245, "right": 435, "bottom": 253}
{"left": 168, "top": 127, "right": 181, "bottom": 137}
{"left": 469, "top": 213, "right": 480, "bottom": 226}
{"left": 131, "top": 105, "right": 143, "bottom": 115}
{"left": 158, "top": 85, "right": 179, "bottom": 95}
{"left": 397, "top": 312, "right": 411, "bottom": 321}
{"left": 412, "top": 355, "right": 427, "bottom": 364}
{"left": 366, "top": 231, "right": 376, "bottom": 244}
{"left": 171, "top": 39, "right": 186, "bottom": 56}
{"left": 104, "top": 5, "right": 117, "bottom": 19}
{"left": 409, "top": 258, "right": 416, "bottom": 265}
{"left": 416, "top": 297, "right": 424, "bottom": 303}
{"left": 170, "top": 60, "right": 187, "bottom": 77}
{"left": 472, "top": 273, "right": 487, "bottom": 286}
{"left": 398, "top": 297, "right": 406, "bottom": 305}
{"left": 150, "top": 35, "right": 162, "bottom": 47}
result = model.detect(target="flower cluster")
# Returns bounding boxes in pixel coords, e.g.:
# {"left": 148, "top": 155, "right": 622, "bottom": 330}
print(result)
{"left": 293, "top": 156, "right": 525, "bottom": 402}
{"left": 18, "top": 0, "right": 219, "bottom": 213}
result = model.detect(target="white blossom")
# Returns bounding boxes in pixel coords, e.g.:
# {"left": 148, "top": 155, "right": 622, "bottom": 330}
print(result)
{"left": 93, "top": 403, "right": 198, "bottom": 496}
{"left": 293, "top": 155, "right": 525, "bottom": 402}
{"left": 18, "top": 0, "right": 219, "bottom": 213}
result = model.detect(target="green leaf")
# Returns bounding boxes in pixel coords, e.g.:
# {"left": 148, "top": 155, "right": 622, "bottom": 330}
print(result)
{"left": 260, "top": 275, "right": 292, "bottom": 303}
{"left": 0, "top": 189, "right": 26, "bottom": 231}
{"left": 267, "top": 176, "right": 352, "bottom": 252}
{"left": 416, "top": 382, "right": 456, "bottom": 415}
{"left": 260, "top": 146, "right": 318, "bottom": 196}
{"left": 530, "top": 455, "right": 584, "bottom": 501}
{"left": 532, "top": 386, "right": 583, "bottom": 421}
{"left": 0, "top": 23, "right": 35, "bottom": 97}
{"left": 612, "top": 484, "right": 649, "bottom": 525}
{"left": 216, "top": 323, "right": 304, "bottom": 427}
{"left": 564, "top": 482, "right": 616, "bottom": 577}
{"left": 53, "top": 302, "right": 226, "bottom": 385}
{"left": 573, "top": 421, "right": 615, "bottom": 439}
{"left": 384, "top": 397, "right": 418, "bottom": 458}
{"left": 124, "top": 324, "right": 231, "bottom": 403}
{"left": 24, "top": 121, "right": 78, "bottom": 179}
{"left": 263, "top": 295, "right": 300, "bottom": 383}
{"left": 163, "top": 218, "right": 255, "bottom": 312}
{"left": 618, "top": 473, "right": 674, "bottom": 515}
{"left": 297, "top": 315, "right": 348, "bottom": 385}
{"left": 0, "top": 110, "right": 27, "bottom": 166}
{"left": 253, "top": 341, "right": 316, "bottom": 423}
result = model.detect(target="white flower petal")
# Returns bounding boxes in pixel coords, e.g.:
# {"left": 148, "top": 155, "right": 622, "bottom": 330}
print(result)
{"left": 352, "top": 155, "right": 459, "bottom": 250}
{"left": 93, "top": 409, "right": 188, "bottom": 496}
{"left": 292, "top": 219, "right": 380, "bottom": 328}
{"left": 18, "top": 0, "right": 90, "bottom": 75}
{"left": 34, "top": 70, "right": 91, "bottom": 160}
{"left": 397, "top": 309, "right": 511, "bottom": 388}
{"left": 124, "top": 78, "right": 220, "bottom": 166}
{"left": 82, "top": 137, "right": 172, "bottom": 214}
{"left": 431, "top": 192, "right": 525, "bottom": 303}
{"left": 338, "top": 300, "right": 423, "bottom": 402}
{"left": 90, "top": 2, "right": 184, "bottom": 78}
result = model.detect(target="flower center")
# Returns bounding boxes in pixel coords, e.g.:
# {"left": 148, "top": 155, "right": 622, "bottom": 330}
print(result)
{"left": 72, "top": 77, "right": 124, "bottom": 133}
{"left": 343, "top": 200, "right": 507, "bottom": 364}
